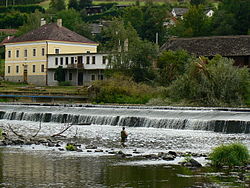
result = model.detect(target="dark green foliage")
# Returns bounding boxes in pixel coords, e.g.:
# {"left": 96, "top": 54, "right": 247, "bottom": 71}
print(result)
{"left": 0, "top": 5, "right": 44, "bottom": 13}
{"left": 209, "top": 143, "right": 250, "bottom": 167}
{"left": 0, "top": 0, "right": 43, "bottom": 6}
{"left": 212, "top": 0, "right": 250, "bottom": 35}
{"left": 49, "top": 0, "right": 66, "bottom": 11}
{"left": 91, "top": 74, "right": 158, "bottom": 104}
{"left": 0, "top": 11, "right": 27, "bottom": 28}
{"left": 17, "top": 10, "right": 43, "bottom": 36}
{"left": 157, "top": 50, "right": 192, "bottom": 86}
{"left": 79, "top": 0, "right": 92, "bottom": 9}
{"left": 190, "top": 0, "right": 207, "bottom": 5}
{"left": 56, "top": 9, "right": 92, "bottom": 39}
{"left": 68, "top": 0, "right": 78, "bottom": 10}
{"left": 169, "top": 55, "right": 250, "bottom": 106}
{"left": 55, "top": 66, "right": 65, "bottom": 83}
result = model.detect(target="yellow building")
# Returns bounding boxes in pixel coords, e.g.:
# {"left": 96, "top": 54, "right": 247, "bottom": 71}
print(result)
{"left": 4, "top": 19, "right": 98, "bottom": 85}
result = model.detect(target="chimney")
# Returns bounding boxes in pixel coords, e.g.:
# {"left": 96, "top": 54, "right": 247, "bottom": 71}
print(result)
{"left": 40, "top": 18, "right": 46, "bottom": 26}
{"left": 57, "top": 19, "right": 62, "bottom": 27}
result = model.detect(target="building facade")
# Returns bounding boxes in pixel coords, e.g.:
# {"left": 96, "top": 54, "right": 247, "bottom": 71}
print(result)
{"left": 4, "top": 20, "right": 100, "bottom": 86}
{"left": 47, "top": 53, "right": 108, "bottom": 86}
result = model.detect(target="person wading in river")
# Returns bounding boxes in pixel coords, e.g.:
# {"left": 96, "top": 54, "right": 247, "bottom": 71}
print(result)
{"left": 121, "top": 127, "right": 128, "bottom": 147}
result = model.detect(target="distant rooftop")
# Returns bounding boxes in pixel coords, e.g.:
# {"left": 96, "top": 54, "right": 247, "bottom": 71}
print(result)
{"left": 161, "top": 35, "right": 250, "bottom": 56}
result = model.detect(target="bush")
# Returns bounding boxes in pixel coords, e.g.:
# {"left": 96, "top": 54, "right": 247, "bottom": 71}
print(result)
{"left": 209, "top": 143, "right": 250, "bottom": 167}
{"left": 65, "top": 144, "right": 76, "bottom": 151}
{"left": 90, "top": 74, "right": 159, "bottom": 104}
{"left": 58, "top": 81, "right": 71, "bottom": 86}
{"left": 169, "top": 55, "right": 250, "bottom": 106}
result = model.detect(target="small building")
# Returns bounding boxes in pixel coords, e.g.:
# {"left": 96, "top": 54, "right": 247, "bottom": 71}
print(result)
{"left": 171, "top": 8, "right": 189, "bottom": 19}
{"left": 3, "top": 19, "right": 104, "bottom": 86}
{"left": 161, "top": 35, "right": 250, "bottom": 67}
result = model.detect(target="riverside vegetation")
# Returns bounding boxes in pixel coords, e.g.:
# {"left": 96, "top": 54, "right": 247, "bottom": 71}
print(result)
{"left": 0, "top": 0, "right": 249, "bottom": 107}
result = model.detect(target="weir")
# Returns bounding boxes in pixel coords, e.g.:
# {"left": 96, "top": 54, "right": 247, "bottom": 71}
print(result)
{"left": 0, "top": 104, "right": 249, "bottom": 133}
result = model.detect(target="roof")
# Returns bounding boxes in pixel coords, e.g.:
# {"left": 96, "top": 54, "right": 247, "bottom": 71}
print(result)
{"left": 0, "top": 29, "right": 17, "bottom": 34}
{"left": 172, "top": 8, "right": 189, "bottom": 16}
{"left": 0, "top": 36, "right": 15, "bottom": 46}
{"left": 161, "top": 35, "right": 250, "bottom": 56}
{"left": 5, "top": 23, "right": 97, "bottom": 44}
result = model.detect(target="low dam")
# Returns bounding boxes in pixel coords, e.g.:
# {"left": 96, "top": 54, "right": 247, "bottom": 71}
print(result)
{"left": 0, "top": 104, "right": 249, "bottom": 133}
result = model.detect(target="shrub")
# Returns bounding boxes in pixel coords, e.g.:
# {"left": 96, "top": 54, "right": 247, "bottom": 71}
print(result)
{"left": 90, "top": 74, "right": 160, "bottom": 104}
{"left": 58, "top": 81, "right": 71, "bottom": 86}
{"left": 65, "top": 144, "right": 76, "bottom": 151}
{"left": 209, "top": 143, "right": 250, "bottom": 167}
{"left": 169, "top": 55, "right": 250, "bottom": 106}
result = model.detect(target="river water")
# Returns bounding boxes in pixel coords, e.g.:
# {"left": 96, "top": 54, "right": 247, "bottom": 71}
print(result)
{"left": 0, "top": 104, "right": 249, "bottom": 187}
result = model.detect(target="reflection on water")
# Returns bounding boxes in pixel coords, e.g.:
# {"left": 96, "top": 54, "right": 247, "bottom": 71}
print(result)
{"left": 0, "top": 148, "right": 249, "bottom": 188}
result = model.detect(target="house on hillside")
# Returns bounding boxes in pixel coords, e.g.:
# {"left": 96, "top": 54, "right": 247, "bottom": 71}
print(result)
{"left": 4, "top": 19, "right": 108, "bottom": 86}
{"left": 171, "top": 8, "right": 189, "bottom": 19}
{"left": 161, "top": 35, "right": 250, "bottom": 67}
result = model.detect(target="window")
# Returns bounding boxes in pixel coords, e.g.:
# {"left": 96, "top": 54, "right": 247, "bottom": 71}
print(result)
{"left": 102, "top": 56, "right": 107, "bottom": 64}
{"left": 16, "top": 65, "right": 19, "bottom": 73}
{"left": 55, "top": 49, "right": 60, "bottom": 54}
{"left": 65, "top": 57, "right": 69, "bottom": 65}
{"left": 8, "top": 50, "right": 11, "bottom": 58}
{"left": 98, "top": 75, "right": 104, "bottom": 80}
{"left": 24, "top": 49, "right": 27, "bottom": 57}
{"left": 71, "top": 57, "right": 74, "bottom": 64}
{"left": 7, "top": 66, "right": 11, "bottom": 74}
{"left": 91, "top": 74, "right": 95, "bottom": 81}
{"left": 86, "top": 56, "right": 90, "bottom": 64}
{"left": 92, "top": 56, "right": 96, "bottom": 64}
{"left": 42, "top": 48, "right": 45, "bottom": 56}
{"left": 41, "top": 64, "right": 45, "bottom": 72}
{"left": 16, "top": 50, "right": 19, "bottom": 58}
{"left": 55, "top": 57, "right": 58, "bottom": 65}
{"left": 69, "top": 72, "right": 72, "bottom": 80}
{"left": 60, "top": 57, "right": 63, "bottom": 65}
{"left": 32, "top": 65, "right": 36, "bottom": 73}
{"left": 33, "top": 49, "right": 36, "bottom": 56}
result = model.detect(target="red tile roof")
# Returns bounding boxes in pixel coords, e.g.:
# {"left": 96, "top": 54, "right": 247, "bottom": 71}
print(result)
{"left": 5, "top": 23, "right": 97, "bottom": 44}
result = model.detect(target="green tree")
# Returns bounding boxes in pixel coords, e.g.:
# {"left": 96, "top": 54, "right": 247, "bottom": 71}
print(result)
{"left": 49, "top": 0, "right": 66, "bottom": 11}
{"left": 141, "top": 4, "right": 169, "bottom": 44}
{"left": 157, "top": 50, "right": 192, "bottom": 86}
{"left": 79, "top": 0, "right": 92, "bottom": 9}
{"left": 190, "top": 0, "right": 207, "bottom": 6}
{"left": 68, "top": 0, "right": 78, "bottom": 10}
{"left": 102, "top": 19, "right": 158, "bottom": 82}
{"left": 56, "top": 9, "right": 92, "bottom": 39}
{"left": 17, "top": 10, "right": 43, "bottom": 36}
{"left": 212, "top": 0, "right": 250, "bottom": 35}
{"left": 169, "top": 55, "right": 250, "bottom": 106}
{"left": 169, "top": 5, "right": 211, "bottom": 37}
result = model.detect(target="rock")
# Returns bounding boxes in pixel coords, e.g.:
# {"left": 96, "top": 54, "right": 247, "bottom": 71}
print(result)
{"left": 55, "top": 143, "right": 61, "bottom": 147}
{"left": 179, "top": 158, "right": 202, "bottom": 168}
{"left": 87, "top": 150, "right": 92, "bottom": 152}
{"left": 85, "top": 145, "right": 97, "bottom": 149}
{"left": 12, "top": 139, "right": 25, "bottom": 145}
{"left": 95, "top": 149, "right": 103, "bottom": 152}
{"left": 144, "top": 154, "right": 158, "bottom": 159}
{"left": 76, "top": 149, "right": 83, "bottom": 152}
{"left": 168, "top": 151, "right": 177, "bottom": 156}
{"left": 47, "top": 142, "right": 55, "bottom": 147}
{"left": 162, "top": 154, "right": 175, "bottom": 161}
{"left": 108, "top": 151, "right": 115, "bottom": 154}
{"left": 58, "top": 148, "right": 64, "bottom": 151}
{"left": 0, "top": 141, "right": 6, "bottom": 146}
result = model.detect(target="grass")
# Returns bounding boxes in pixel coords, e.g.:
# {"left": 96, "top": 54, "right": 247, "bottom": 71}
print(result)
{"left": 0, "top": 81, "right": 88, "bottom": 96}
{"left": 209, "top": 143, "right": 250, "bottom": 167}
{"left": 0, "top": 59, "right": 4, "bottom": 77}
